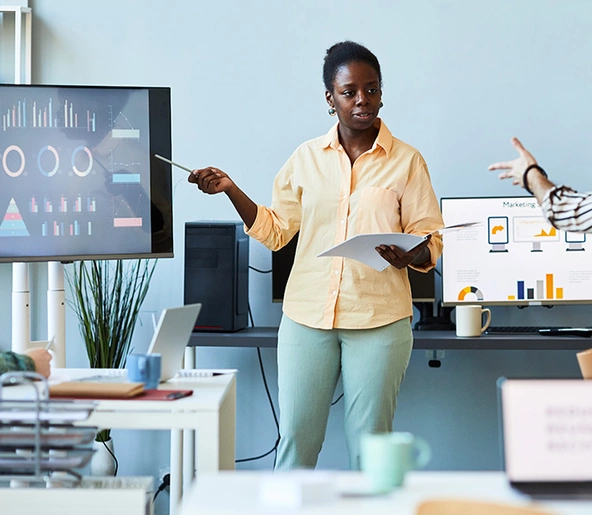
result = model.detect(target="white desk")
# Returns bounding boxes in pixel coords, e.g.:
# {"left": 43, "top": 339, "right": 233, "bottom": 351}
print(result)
{"left": 177, "top": 470, "right": 592, "bottom": 515}
{"left": 3, "top": 368, "right": 236, "bottom": 515}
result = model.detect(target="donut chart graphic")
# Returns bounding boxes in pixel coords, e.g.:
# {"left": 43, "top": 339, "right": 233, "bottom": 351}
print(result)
{"left": 37, "top": 145, "right": 59, "bottom": 177}
{"left": 0, "top": 198, "right": 30, "bottom": 236}
{"left": 2, "top": 145, "right": 25, "bottom": 177}
{"left": 72, "top": 145, "right": 93, "bottom": 177}
{"left": 458, "top": 286, "right": 484, "bottom": 301}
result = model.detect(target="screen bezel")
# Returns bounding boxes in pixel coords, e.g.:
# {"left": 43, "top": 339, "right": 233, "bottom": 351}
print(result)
{"left": 440, "top": 195, "right": 592, "bottom": 307}
{"left": 0, "top": 84, "right": 173, "bottom": 263}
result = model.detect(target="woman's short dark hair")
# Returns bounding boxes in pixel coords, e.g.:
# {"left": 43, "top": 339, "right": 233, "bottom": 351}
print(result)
{"left": 323, "top": 41, "right": 382, "bottom": 92}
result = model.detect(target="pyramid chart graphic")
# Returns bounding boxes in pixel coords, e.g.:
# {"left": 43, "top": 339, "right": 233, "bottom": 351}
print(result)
{"left": 0, "top": 198, "right": 30, "bottom": 236}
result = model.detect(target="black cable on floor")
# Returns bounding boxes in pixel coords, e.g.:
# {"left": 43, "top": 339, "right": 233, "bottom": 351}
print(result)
{"left": 235, "top": 304, "right": 281, "bottom": 465}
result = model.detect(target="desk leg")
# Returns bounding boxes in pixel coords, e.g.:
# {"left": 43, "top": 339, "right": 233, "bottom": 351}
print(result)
{"left": 219, "top": 375, "right": 236, "bottom": 470}
{"left": 170, "top": 429, "right": 183, "bottom": 515}
{"left": 183, "top": 429, "right": 195, "bottom": 490}
{"left": 181, "top": 348, "right": 196, "bottom": 497}
{"left": 194, "top": 376, "right": 236, "bottom": 472}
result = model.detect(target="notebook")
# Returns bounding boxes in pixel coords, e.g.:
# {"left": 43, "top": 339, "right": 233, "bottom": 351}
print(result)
{"left": 147, "top": 303, "right": 202, "bottom": 382}
{"left": 497, "top": 377, "right": 592, "bottom": 498}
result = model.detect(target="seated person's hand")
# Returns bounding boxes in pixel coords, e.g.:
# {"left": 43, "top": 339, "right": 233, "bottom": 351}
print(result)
{"left": 25, "top": 348, "right": 52, "bottom": 378}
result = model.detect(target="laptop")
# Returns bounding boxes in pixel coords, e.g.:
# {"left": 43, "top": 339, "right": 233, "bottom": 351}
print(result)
{"left": 147, "top": 303, "right": 202, "bottom": 382}
{"left": 497, "top": 377, "right": 592, "bottom": 498}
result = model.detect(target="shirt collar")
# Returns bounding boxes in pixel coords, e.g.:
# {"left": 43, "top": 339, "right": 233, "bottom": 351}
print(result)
{"left": 318, "top": 119, "right": 394, "bottom": 156}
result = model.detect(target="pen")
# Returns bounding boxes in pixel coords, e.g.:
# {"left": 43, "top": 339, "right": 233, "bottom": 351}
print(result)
{"left": 166, "top": 391, "right": 188, "bottom": 399}
{"left": 154, "top": 154, "right": 193, "bottom": 174}
{"left": 45, "top": 336, "right": 55, "bottom": 351}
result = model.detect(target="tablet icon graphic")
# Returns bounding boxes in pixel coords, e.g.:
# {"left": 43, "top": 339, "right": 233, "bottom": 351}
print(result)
{"left": 488, "top": 216, "right": 508, "bottom": 252}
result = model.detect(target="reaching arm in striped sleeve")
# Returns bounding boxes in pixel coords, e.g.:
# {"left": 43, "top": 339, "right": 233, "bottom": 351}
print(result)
{"left": 542, "top": 185, "right": 592, "bottom": 233}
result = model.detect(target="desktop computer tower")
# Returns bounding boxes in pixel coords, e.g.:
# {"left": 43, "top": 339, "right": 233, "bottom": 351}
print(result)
{"left": 184, "top": 221, "right": 249, "bottom": 332}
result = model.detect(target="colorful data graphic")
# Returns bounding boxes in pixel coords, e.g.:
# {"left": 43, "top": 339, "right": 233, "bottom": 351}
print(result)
{"left": 2, "top": 96, "right": 97, "bottom": 132}
{"left": 0, "top": 86, "right": 152, "bottom": 258}
{"left": 0, "top": 198, "right": 29, "bottom": 237}
{"left": 458, "top": 286, "right": 484, "bottom": 301}
{"left": 507, "top": 273, "right": 563, "bottom": 301}
{"left": 442, "top": 197, "right": 592, "bottom": 305}
{"left": 513, "top": 217, "right": 560, "bottom": 244}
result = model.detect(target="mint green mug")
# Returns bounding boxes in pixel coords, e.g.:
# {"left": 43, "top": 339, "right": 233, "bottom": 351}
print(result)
{"left": 360, "top": 432, "right": 431, "bottom": 491}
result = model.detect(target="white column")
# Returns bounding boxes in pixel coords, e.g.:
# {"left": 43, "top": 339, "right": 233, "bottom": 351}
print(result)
{"left": 14, "top": 7, "right": 22, "bottom": 84}
{"left": 47, "top": 262, "right": 66, "bottom": 368}
{"left": 24, "top": 9, "right": 32, "bottom": 85}
{"left": 170, "top": 429, "right": 183, "bottom": 515}
{"left": 12, "top": 263, "right": 30, "bottom": 354}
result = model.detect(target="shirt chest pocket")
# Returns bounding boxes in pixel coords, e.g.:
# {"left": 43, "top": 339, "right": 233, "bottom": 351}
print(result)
{"left": 355, "top": 187, "right": 401, "bottom": 234}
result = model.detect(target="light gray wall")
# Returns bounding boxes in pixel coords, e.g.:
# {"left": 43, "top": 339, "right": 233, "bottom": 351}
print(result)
{"left": 1, "top": 0, "right": 591, "bottom": 512}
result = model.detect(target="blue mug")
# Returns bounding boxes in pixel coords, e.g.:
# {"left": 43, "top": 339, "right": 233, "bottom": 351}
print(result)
{"left": 126, "top": 353, "right": 161, "bottom": 389}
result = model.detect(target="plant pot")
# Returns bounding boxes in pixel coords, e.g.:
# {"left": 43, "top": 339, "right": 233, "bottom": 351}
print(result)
{"left": 90, "top": 437, "right": 116, "bottom": 476}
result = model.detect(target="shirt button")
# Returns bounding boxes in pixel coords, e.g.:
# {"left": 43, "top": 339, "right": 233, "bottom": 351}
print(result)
{"left": 332, "top": 291, "right": 337, "bottom": 296}
{"left": 334, "top": 270, "right": 339, "bottom": 275}
{"left": 340, "top": 219, "right": 345, "bottom": 224}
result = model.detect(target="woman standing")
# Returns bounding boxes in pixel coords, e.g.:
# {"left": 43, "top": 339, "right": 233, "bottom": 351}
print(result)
{"left": 189, "top": 41, "right": 443, "bottom": 470}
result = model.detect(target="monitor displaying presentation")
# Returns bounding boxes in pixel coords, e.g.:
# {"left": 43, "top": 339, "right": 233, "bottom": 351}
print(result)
{"left": 0, "top": 84, "right": 173, "bottom": 262}
{"left": 441, "top": 196, "right": 592, "bottom": 306}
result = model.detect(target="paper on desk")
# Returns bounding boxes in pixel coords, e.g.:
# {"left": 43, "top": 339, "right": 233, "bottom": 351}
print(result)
{"left": 318, "top": 222, "right": 480, "bottom": 272}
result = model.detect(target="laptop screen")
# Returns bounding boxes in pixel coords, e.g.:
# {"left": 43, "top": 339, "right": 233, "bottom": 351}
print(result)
{"left": 499, "top": 378, "right": 592, "bottom": 483}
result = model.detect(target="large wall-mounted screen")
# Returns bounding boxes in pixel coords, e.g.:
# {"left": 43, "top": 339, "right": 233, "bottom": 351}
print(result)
{"left": 0, "top": 84, "right": 173, "bottom": 262}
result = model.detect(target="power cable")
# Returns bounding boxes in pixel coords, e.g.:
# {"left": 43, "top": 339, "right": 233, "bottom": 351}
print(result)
{"left": 235, "top": 304, "right": 281, "bottom": 466}
{"left": 153, "top": 473, "right": 170, "bottom": 503}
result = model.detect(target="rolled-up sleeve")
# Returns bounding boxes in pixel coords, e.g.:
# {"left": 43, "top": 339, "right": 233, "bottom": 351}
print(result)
{"left": 542, "top": 185, "right": 592, "bottom": 233}
{"left": 400, "top": 161, "right": 444, "bottom": 271}
{"left": 245, "top": 155, "right": 302, "bottom": 251}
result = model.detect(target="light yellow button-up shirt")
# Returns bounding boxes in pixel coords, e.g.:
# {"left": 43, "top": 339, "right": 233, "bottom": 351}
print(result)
{"left": 247, "top": 120, "right": 444, "bottom": 330}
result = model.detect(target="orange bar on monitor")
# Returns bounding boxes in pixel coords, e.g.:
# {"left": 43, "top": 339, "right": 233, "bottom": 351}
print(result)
{"left": 546, "top": 274, "right": 554, "bottom": 299}
{"left": 508, "top": 295, "right": 516, "bottom": 300}
{"left": 556, "top": 287, "right": 563, "bottom": 299}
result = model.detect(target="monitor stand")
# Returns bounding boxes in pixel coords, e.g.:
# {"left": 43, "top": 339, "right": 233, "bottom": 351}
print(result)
{"left": 413, "top": 302, "right": 456, "bottom": 331}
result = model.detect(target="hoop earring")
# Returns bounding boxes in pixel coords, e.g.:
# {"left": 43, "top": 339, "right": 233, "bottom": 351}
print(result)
{"left": 328, "top": 107, "right": 336, "bottom": 116}
{"left": 379, "top": 101, "right": 384, "bottom": 108}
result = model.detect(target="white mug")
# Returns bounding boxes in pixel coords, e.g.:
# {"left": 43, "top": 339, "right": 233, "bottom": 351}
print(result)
{"left": 455, "top": 305, "right": 491, "bottom": 337}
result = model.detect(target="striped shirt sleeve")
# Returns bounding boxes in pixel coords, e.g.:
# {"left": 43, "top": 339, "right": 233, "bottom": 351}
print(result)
{"left": 0, "top": 351, "right": 35, "bottom": 376}
{"left": 542, "top": 185, "right": 592, "bottom": 233}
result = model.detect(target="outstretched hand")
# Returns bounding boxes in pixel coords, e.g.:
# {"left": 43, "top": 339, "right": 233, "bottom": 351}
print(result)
{"left": 188, "top": 167, "right": 234, "bottom": 195}
{"left": 376, "top": 234, "right": 431, "bottom": 270}
{"left": 488, "top": 137, "right": 537, "bottom": 187}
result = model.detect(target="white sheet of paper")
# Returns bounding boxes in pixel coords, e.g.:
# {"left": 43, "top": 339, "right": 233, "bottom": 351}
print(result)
{"left": 318, "top": 233, "right": 426, "bottom": 271}
{"left": 318, "top": 223, "right": 480, "bottom": 272}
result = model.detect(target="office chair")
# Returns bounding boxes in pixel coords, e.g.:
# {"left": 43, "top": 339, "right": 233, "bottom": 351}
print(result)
{"left": 416, "top": 499, "right": 555, "bottom": 515}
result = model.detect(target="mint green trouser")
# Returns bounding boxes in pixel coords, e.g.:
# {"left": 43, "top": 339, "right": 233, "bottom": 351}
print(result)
{"left": 275, "top": 315, "right": 413, "bottom": 471}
